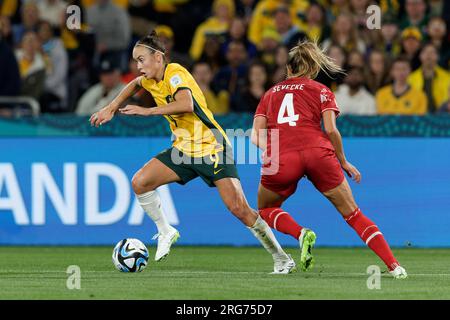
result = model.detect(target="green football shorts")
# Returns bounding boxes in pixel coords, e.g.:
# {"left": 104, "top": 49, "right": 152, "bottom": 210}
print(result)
{"left": 155, "top": 147, "right": 240, "bottom": 187}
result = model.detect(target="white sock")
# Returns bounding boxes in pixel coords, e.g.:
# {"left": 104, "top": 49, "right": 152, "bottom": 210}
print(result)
{"left": 137, "top": 190, "right": 171, "bottom": 234}
{"left": 248, "top": 215, "right": 288, "bottom": 261}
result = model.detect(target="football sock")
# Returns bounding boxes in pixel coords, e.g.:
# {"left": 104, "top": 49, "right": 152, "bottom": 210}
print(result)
{"left": 248, "top": 215, "right": 289, "bottom": 260}
{"left": 259, "top": 207, "right": 303, "bottom": 240}
{"left": 137, "top": 190, "right": 171, "bottom": 235}
{"left": 345, "top": 208, "right": 399, "bottom": 271}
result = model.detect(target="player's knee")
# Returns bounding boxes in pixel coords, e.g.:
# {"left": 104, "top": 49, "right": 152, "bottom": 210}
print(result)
{"left": 339, "top": 195, "right": 358, "bottom": 217}
{"left": 228, "top": 203, "right": 245, "bottom": 218}
{"left": 324, "top": 186, "right": 358, "bottom": 217}
{"left": 228, "top": 199, "right": 250, "bottom": 221}
{"left": 131, "top": 173, "right": 156, "bottom": 194}
{"left": 341, "top": 202, "right": 359, "bottom": 218}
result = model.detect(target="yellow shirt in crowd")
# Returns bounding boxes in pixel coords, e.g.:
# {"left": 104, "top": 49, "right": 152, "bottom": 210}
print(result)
{"left": 408, "top": 66, "right": 450, "bottom": 108}
{"left": 189, "top": 16, "right": 229, "bottom": 61}
{"left": 203, "top": 89, "right": 229, "bottom": 115}
{"left": 376, "top": 85, "right": 427, "bottom": 115}
{"left": 0, "top": 0, "right": 17, "bottom": 16}
{"left": 248, "top": 0, "right": 309, "bottom": 46}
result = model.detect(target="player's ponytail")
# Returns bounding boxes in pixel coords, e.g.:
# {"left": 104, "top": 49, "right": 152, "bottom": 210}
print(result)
{"left": 287, "top": 39, "right": 344, "bottom": 79}
{"left": 135, "top": 30, "right": 166, "bottom": 56}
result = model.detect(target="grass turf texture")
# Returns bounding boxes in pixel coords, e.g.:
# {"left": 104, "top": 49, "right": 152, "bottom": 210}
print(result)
{"left": 0, "top": 246, "right": 449, "bottom": 300}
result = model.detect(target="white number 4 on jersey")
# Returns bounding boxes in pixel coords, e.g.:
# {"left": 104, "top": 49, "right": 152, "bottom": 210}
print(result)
{"left": 277, "top": 93, "right": 299, "bottom": 126}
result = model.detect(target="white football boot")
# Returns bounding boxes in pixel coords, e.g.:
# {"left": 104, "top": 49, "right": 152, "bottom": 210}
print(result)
{"left": 271, "top": 254, "right": 297, "bottom": 274}
{"left": 389, "top": 265, "right": 408, "bottom": 279}
{"left": 152, "top": 226, "right": 180, "bottom": 262}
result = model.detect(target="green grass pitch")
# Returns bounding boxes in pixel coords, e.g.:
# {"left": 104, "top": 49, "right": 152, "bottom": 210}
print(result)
{"left": 0, "top": 246, "right": 449, "bottom": 300}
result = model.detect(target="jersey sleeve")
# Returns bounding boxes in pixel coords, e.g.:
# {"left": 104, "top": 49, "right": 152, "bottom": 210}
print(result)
{"left": 165, "top": 64, "right": 193, "bottom": 98}
{"left": 254, "top": 92, "right": 268, "bottom": 118}
{"left": 319, "top": 87, "right": 340, "bottom": 117}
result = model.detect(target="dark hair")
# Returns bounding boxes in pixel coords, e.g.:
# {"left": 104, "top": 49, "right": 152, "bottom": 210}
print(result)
{"left": 227, "top": 39, "right": 246, "bottom": 51}
{"left": 246, "top": 60, "right": 269, "bottom": 87}
{"left": 37, "top": 20, "right": 55, "bottom": 37}
{"left": 307, "top": 1, "right": 326, "bottom": 23}
{"left": 191, "top": 60, "right": 211, "bottom": 72}
{"left": 346, "top": 65, "right": 364, "bottom": 75}
{"left": 392, "top": 55, "right": 411, "bottom": 66}
{"left": 420, "top": 41, "right": 438, "bottom": 53}
{"left": 136, "top": 30, "right": 166, "bottom": 54}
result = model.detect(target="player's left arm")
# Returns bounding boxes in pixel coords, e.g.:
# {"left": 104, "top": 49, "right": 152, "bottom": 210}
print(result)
{"left": 251, "top": 116, "right": 268, "bottom": 151}
{"left": 323, "top": 110, "right": 361, "bottom": 183}
{"left": 120, "top": 89, "right": 194, "bottom": 116}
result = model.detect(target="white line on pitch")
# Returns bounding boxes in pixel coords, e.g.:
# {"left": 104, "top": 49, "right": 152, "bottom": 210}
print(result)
{"left": 2, "top": 270, "right": 450, "bottom": 277}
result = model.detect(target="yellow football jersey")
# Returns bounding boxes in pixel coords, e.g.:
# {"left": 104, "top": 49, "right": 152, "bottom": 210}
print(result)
{"left": 140, "top": 63, "right": 230, "bottom": 158}
{"left": 376, "top": 85, "right": 428, "bottom": 115}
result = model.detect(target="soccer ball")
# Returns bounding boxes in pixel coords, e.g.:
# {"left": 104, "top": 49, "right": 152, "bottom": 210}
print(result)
{"left": 112, "top": 238, "right": 149, "bottom": 272}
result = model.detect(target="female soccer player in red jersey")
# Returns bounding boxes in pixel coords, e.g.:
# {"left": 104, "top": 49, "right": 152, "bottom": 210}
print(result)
{"left": 251, "top": 40, "right": 407, "bottom": 279}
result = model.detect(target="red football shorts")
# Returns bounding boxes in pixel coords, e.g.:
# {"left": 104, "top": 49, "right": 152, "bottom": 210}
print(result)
{"left": 261, "top": 148, "right": 345, "bottom": 197}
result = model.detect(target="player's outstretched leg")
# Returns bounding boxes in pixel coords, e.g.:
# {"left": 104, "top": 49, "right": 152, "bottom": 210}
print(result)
{"left": 215, "top": 178, "right": 296, "bottom": 274}
{"left": 249, "top": 216, "right": 297, "bottom": 274}
{"left": 258, "top": 185, "right": 316, "bottom": 272}
{"left": 323, "top": 179, "right": 407, "bottom": 279}
{"left": 344, "top": 208, "right": 407, "bottom": 279}
{"left": 132, "top": 158, "right": 181, "bottom": 262}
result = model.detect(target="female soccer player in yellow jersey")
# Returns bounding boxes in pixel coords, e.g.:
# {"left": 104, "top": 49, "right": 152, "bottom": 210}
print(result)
{"left": 90, "top": 31, "right": 295, "bottom": 273}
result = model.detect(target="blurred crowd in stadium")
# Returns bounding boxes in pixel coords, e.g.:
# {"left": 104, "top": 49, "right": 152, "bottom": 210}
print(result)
{"left": 0, "top": 0, "right": 449, "bottom": 117}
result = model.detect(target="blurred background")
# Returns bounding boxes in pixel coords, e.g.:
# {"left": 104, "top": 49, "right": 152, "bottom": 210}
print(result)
{"left": 0, "top": 0, "right": 449, "bottom": 247}
{"left": 0, "top": 0, "right": 449, "bottom": 116}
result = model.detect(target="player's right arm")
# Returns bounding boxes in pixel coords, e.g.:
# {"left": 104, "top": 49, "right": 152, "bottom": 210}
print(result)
{"left": 90, "top": 76, "right": 144, "bottom": 127}
{"left": 323, "top": 110, "right": 361, "bottom": 183}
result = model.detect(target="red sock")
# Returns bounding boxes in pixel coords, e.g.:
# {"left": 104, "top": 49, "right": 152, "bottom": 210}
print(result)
{"left": 259, "top": 207, "right": 303, "bottom": 240}
{"left": 345, "top": 208, "right": 399, "bottom": 271}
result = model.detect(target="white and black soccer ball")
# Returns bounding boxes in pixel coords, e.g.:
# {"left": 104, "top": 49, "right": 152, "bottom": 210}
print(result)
{"left": 112, "top": 238, "right": 149, "bottom": 272}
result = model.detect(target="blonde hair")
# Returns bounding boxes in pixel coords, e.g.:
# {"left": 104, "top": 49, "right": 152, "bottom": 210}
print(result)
{"left": 287, "top": 39, "right": 344, "bottom": 79}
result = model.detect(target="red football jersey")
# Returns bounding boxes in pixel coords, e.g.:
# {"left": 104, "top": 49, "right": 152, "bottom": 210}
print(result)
{"left": 255, "top": 77, "right": 339, "bottom": 155}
